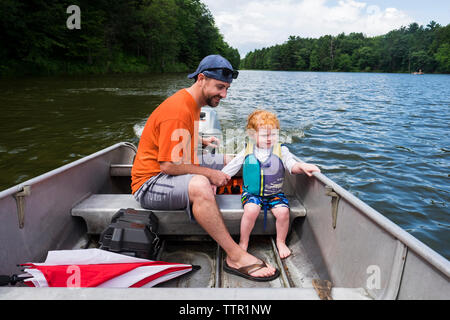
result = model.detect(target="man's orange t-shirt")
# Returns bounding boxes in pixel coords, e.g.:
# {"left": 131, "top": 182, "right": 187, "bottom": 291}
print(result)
{"left": 131, "top": 89, "right": 200, "bottom": 194}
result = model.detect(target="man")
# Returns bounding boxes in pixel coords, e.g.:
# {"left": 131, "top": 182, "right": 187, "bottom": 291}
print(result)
{"left": 131, "top": 55, "right": 279, "bottom": 281}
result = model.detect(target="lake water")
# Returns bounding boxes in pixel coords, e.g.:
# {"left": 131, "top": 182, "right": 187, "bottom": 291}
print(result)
{"left": 0, "top": 71, "right": 449, "bottom": 259}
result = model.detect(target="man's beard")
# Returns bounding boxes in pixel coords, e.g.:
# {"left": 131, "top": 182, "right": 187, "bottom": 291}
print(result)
{"left": 205, "top": 94, "right": 221, "bottom": 107}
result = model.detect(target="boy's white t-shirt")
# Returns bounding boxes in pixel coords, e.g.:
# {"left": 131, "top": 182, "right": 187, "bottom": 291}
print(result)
{"left": 221, "top": 144, "right": 298, "bottom": 177}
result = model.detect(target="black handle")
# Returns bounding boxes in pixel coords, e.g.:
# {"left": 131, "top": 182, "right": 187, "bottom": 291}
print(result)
{"left": 0, "top": 275, "right": 12, "bottom": 286}
{"left": 0, "top": 274, "right": 29, "bottom": 286}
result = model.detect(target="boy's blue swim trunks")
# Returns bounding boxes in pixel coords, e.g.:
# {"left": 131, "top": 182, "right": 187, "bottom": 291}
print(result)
{"left": 241, "top": 191, "right": 290, "bottom": 209}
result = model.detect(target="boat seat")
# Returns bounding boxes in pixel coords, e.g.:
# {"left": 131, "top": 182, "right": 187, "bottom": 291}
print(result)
{"left": 71, "top": 194, "right": 306, "bottom": 236}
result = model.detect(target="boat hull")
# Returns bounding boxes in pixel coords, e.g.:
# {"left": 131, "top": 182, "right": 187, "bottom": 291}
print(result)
{"left": 0, "top": 142, "right": 448, "bottom": 299}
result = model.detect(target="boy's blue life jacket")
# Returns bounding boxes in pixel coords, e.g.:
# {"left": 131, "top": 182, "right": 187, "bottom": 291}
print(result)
{"left": 242, "top": 141, "right": 286, "bottom": 230}
{"left": 242, "top": 141, "right": 285, "bottom": 197}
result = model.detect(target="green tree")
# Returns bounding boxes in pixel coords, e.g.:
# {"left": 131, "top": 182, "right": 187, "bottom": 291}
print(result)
{"left": 411, "top": 50, "right": 433, "bottom": 72}
{"left": 295, "top": 48, "right": 310, "bottom": 70}
{"left": 0, "top": 0, "right": 240, "bottom": 76}
{"left": 309, "top": 49, "right": 320, "bottom": 71}
{"left": 336, "top": 53, "right": 353, "bottom": 71}
{"left": 242, "top": 22, "right": 448, "bottom": 74}
{"left": 354, "top": 46, "right": 379, "bottom": 71}
{"left": 435, "top": 43, "right": 450, "bottom": 73}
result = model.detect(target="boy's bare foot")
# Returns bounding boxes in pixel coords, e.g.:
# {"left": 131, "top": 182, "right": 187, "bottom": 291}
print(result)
{"left": 276, "top": 241, "right": 292, "bottom": 259}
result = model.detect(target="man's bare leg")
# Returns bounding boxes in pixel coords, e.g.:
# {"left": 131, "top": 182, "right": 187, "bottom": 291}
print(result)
{"left": 188, "top": 175, "right": 276, "bottom": 278}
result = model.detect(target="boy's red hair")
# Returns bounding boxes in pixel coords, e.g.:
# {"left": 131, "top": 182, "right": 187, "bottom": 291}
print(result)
{"left": 246, "top": 109, "right": 280, "bottom": 131}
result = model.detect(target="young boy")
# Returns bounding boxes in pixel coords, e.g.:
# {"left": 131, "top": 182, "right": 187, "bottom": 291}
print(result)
{"left": 221, "top": 110, "right": 320, "bottom": 259}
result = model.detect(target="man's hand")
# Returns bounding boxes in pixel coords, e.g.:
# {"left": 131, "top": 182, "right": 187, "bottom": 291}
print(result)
{"left": 206, "top": 169, "right": 231, "bottom": 187}
{"left": 202, "top": 136, "right": 220, "bottom": 149}
{"left": 291, "top": 162, "right": 320, "bottom": 176}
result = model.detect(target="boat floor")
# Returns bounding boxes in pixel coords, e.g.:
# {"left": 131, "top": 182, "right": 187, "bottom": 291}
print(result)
{"left": 70, "top": 228, "right": 371, "bottom": 300}
{"left": 156, "top": 235, "right": 317, "bottom": 289}
{"left": 3, "top": 227, "right": 371, "bottom": 300}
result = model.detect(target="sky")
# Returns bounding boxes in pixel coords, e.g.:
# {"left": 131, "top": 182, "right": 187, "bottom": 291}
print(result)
{"left": 201, "top": 0, "right": 450, "bottom": 57}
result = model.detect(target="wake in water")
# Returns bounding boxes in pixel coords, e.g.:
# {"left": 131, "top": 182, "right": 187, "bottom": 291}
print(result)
{"left": 133, "top": 122, "right": 145, "bottom": 138}
{"left": 133, "top": 120, "right": 306, "bottom": 156}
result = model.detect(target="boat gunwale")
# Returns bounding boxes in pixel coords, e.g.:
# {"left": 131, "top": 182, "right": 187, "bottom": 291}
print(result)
{"left": 0, "top": 142, "right": 136, "bottom": 199}
{"left": 293, "top": 155, "right": 450, "bottom": 278}
{"left": 0, "top": 287, "right": 371, "bottom": 300}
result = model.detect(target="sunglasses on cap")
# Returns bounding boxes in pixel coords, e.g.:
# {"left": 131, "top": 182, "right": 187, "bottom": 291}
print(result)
{"left": 203, "top": 68, "right": 239, "bottom": 79}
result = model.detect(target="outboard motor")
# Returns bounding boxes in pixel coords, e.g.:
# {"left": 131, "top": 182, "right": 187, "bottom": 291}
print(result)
{"left": 198, "top": 107, "right": 222, "bottom": 155}
{"left": 198, "top": 107, "right": 221, "bottom": 137}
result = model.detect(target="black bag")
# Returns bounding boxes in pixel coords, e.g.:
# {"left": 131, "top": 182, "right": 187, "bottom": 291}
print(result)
{"left": 99, "top": 208, "right": 160, "bottom": 260}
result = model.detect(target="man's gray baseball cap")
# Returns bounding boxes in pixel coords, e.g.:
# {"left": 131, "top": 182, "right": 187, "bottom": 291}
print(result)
{"left": 187, "top": 54, "right": 238, "bottom": 83}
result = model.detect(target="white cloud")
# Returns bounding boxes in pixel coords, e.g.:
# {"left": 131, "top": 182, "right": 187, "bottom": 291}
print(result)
{"left": 202, "top": 0, "right": 413, "bottom": 56}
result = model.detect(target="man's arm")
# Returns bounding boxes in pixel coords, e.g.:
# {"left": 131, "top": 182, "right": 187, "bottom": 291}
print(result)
{"left": 160, "top": 161, "right": 230, "bottom": 186}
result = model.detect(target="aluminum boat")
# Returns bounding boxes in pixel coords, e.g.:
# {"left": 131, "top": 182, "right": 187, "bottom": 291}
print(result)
{"left": 0, "top": 108, "right": 448, "bottom": 300}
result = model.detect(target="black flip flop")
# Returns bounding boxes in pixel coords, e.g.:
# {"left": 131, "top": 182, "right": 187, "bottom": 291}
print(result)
{"left": 223, "top": 259, "right": 280, "bottom": 282}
